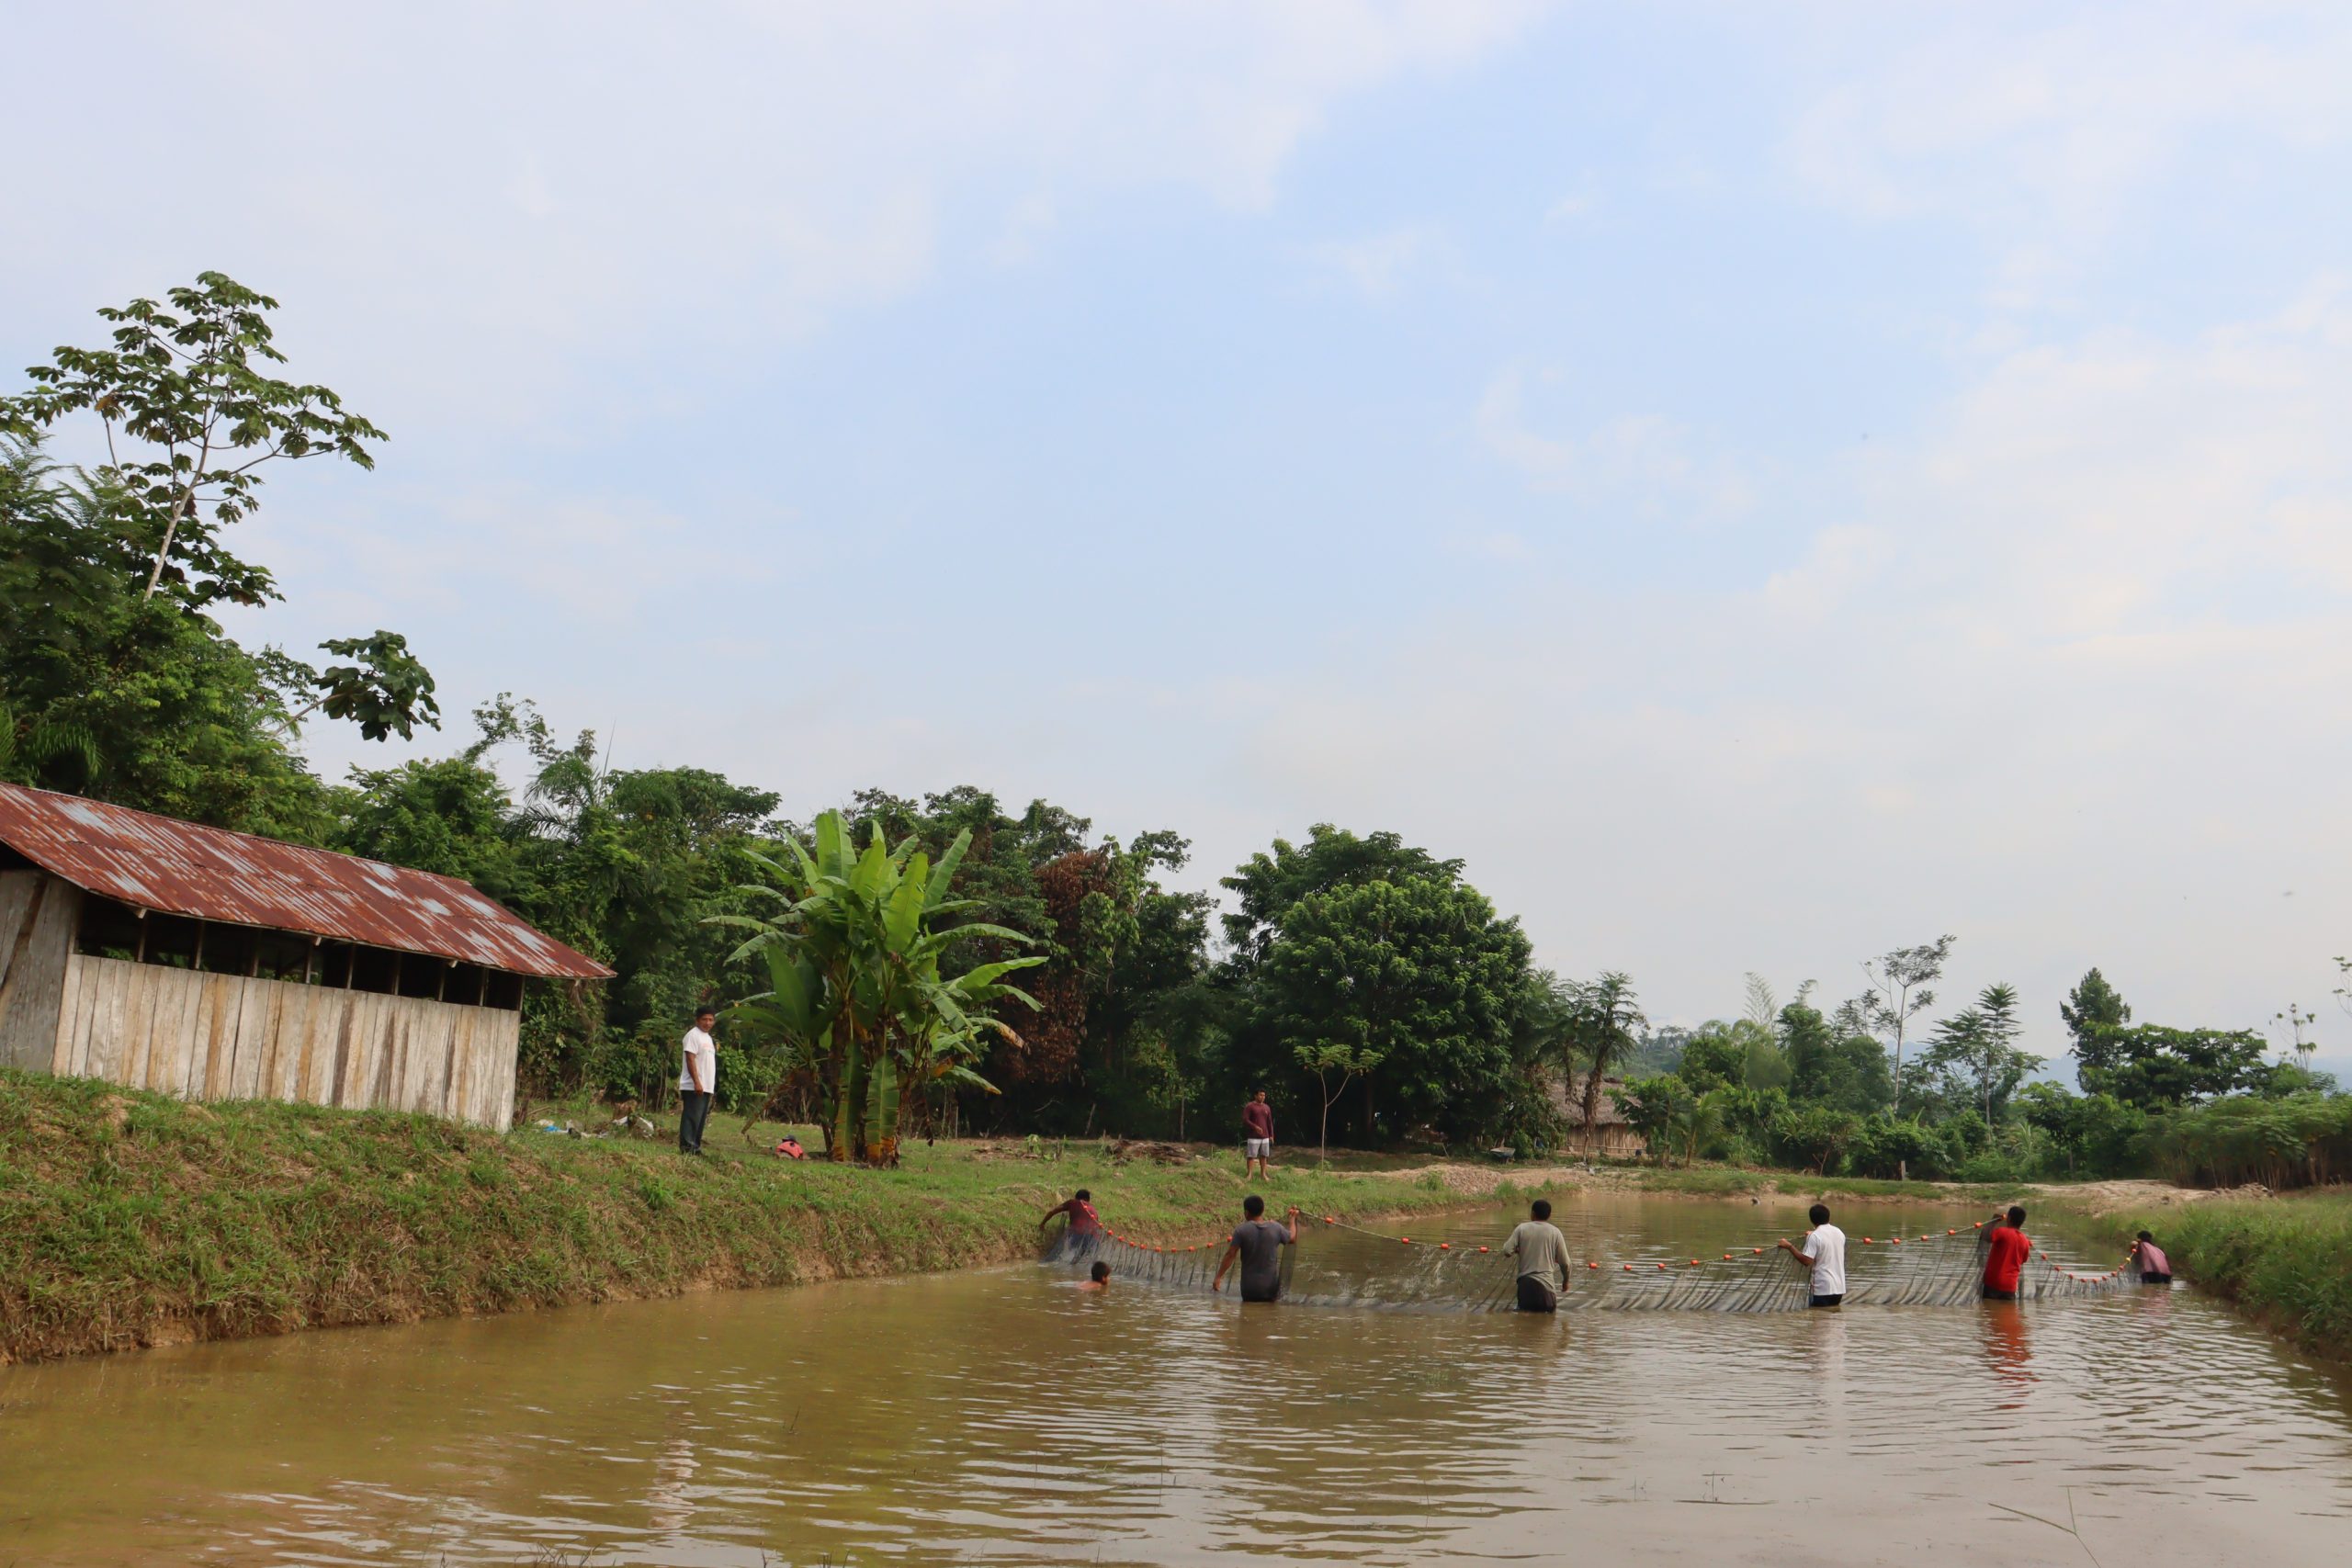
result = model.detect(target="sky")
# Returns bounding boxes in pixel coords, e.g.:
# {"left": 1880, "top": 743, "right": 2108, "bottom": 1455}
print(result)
{"left": 8, "top": 2, "right": 2352, "bottom": 1077}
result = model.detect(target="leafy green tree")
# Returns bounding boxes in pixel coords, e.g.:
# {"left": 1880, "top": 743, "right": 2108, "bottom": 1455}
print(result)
{"left": 1772, "top": 1104, "right": 1863, "bottom": 1174}
{"left": 1220, "top": 824, "right": 1463, "bottom": 969}
{"left": 2060, "top": 968, "right": 2132, "bottom": 1063}
{"left": 1610, "top": 1073, "right": 1690, "bottom": 1164}
{"left": 1252, "top": 874, "right": 1531, "bottom": 1144}
{"left": 1781, "top": 1001, "right": 1894, "bottom": 1114}
{"left": 1296, "top": 1034, "right": 1387, "bottom": 1163}
{"left": 2077, "top": 1024, "right": 2271, "bottom": 1110}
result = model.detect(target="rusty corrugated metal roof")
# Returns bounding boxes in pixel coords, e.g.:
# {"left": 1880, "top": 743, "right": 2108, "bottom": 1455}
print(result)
{"left": 0, "top": 783, "right": 612, "bottom": 979}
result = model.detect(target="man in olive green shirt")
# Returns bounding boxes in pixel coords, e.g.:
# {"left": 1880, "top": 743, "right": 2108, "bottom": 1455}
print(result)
{"left": 1506, "top": 1198, "right": 1571, "bottom": 1313}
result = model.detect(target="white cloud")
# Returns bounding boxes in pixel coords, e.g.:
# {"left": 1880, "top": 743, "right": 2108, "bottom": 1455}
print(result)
{"left": 1306, "top": 223, "right": 1460, "bottom": 299}
{"left": 1781, "top": 6, "right": 2352, "bottom": 299}
{"left": 1476, "top": 369, "right": 1753, "bottom": 521}
{"left": 4, "top": 0, "right": 1545, "bottom": 437}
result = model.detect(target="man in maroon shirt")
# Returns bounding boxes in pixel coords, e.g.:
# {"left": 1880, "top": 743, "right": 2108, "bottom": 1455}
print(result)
{"left": 1982, "top": 1205, "right": 2032, "bottom": 1301}
{"left": 1241, "top": 1091, "right": 1274, "bottom": 1178}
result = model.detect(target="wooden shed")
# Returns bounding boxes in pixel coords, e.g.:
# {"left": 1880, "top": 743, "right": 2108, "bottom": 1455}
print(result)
{"left": 1551, "top": 1071, "right": 1649, "bottom": 1157}
{"left": 0, "top": 783, "right": 609, "bottom": 1131}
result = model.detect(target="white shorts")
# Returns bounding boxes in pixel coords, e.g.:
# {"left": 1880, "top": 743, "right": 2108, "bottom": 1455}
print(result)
{"left": 1245, "top": 1138, "right": 1272, "bottom": 1159}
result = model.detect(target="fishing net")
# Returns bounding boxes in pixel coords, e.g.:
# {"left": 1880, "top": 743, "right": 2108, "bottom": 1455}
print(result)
{"left": 1042, "top": 1216, "right": 2144, "bottom": 1314}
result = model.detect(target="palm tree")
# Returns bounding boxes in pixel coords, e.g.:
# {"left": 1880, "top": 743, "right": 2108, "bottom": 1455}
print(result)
{"left": 714, "top": 810, "right": 1045, "bottom": 1165}
{"left": 1566, "top": 972, "right": 1646, "bottom": 1158}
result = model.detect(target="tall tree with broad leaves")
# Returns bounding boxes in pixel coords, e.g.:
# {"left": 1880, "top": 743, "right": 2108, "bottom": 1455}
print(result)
{"left": 2, "top": 272, "right": 385, "bottom": 604}
{"left": 715, "top": 811, "right": 1046, "bottom": 1165}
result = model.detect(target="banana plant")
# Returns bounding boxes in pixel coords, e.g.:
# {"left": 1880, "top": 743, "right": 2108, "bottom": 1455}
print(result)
{"left": 712, "top": 810, "right": 1043, "bottom": 1165}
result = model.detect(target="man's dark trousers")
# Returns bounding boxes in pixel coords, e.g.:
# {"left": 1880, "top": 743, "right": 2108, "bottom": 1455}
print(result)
{"left": 678, "top": 1089, "right": 714, "bottom": 1154}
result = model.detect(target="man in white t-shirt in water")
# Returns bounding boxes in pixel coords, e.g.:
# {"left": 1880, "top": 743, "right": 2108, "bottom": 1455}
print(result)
{"left": 678, "top": 1006, "right": 718, "bottom": 1156}
{"left": 1777, "top": 1202, "right": 1848, "bottom": 1308}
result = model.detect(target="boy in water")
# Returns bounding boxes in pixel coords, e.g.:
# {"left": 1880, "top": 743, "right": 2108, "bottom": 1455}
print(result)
{"left": 2131, "top": 1230, "right": 2173, "bottom": 1285}
{"left": 1982, "top": 1205, "right": 2031, "bottom": 1301}
{"left": 1505, "top": 1198, "right": 1571, "bottom": 1312}
{"left": 1212, "top": 1194, "right": 1301, "bottom": 1303}
{"left": 1080, "top": 1261, "right": 1112, "bottom": 1292}
{"left": 1777, "top": 1202, "right": 1848, "bottom": 1307}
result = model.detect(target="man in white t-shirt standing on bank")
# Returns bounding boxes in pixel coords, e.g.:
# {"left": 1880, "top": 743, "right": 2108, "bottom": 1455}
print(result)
{"left": 678, "top": 1006, "right": 718, "bottom": 1156}
{"left": 1777, "top": 1202, "right": 1847, "bottom": 1308}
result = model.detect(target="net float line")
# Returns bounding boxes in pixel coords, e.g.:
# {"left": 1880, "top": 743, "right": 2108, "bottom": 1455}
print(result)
{"left": 1044, "top": 1214, "right": 2145, "bottom": 1314}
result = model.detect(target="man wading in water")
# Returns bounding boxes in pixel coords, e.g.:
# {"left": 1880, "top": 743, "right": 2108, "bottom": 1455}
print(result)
{"left": 1212, "top": 1195, "right": 1300, "bottom": 1303}
{"left": 1982, "top": 1206, "right": 2031, "bottom": 1301}
{"left": 677, "top": 1007, "right": 718, "bottom": 1156}
{"left": 1777, "top": 1202, "right": 1848, "bottom": 1308}
{"left": 1505, "top": 1198, "right": 1571, "bottom": 1312}
{"left": 1242, "top": 1090, "right": 1274, "bottom": 1179}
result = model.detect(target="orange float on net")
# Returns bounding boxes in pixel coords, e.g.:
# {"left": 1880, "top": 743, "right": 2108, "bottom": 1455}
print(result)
{"left": 1440, "top": 1242, "right": 1452, "bottom": 1250}
{"left": 1973, "top": 1221, "right": 1984, "bottom": 1228}
{"left": 1862, "top": 1236, "right": 1874, "bottom": 1245}
{"left": 1723, "top": 1254, "right": 1735, "bottom": 1261}
{"left": 1589, "top": 1261, "right": 1601, "bottom": 1269}
{"left": 1656, "top": 1262, "right": 1668, "bottom": 1270}
{"left": 1689, "top": 1258, "right": 1702, "bottom": 1267}
{"left": 1623, "top": 1263, "right": 1634, "bottom": 1272}
{"left": 1478, "top": 1246, "right": 1489, "bottom": 1253}
{"left": 1400, "top": 1237, "right": 1412, "bottom": 1246}
{"left": 1752, "top": 1247, "right": 1764, "bottom": 1255}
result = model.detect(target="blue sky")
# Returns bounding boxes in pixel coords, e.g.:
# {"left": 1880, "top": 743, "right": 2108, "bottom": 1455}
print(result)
{"left": 9, "top": 2, "right": 2352, "bottom": 1077}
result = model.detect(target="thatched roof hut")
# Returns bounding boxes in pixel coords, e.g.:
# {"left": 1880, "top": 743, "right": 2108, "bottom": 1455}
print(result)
{"left": 1549, "top": 1071, "right": 1647, "bottom": 1156}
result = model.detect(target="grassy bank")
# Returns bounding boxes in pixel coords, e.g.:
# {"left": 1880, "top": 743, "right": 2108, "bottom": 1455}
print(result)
{"left": 0, "top": 1070, "right": 1558, "bottom": 1364}
{"left": 2073, "top": 1191, "right": 2352, "bottom": 1362}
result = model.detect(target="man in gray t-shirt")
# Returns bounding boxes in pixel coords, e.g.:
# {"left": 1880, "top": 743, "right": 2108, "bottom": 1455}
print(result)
{"left": 1505, "top": 1197, "right": 1571, "bottom": 1313}
{"left": 1212, "top": 1194, "right": 1300, "bottom": 1303}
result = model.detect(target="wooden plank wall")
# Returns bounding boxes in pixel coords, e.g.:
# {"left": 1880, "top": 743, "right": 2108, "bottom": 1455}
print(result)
{"left": 0, "top": 872, "right": 80, "bottom": 1071}
{"left": 49, "top": 953, "right": 521, "bottom": 1130}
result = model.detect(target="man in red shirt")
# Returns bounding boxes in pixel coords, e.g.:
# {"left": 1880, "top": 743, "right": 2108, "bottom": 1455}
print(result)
{"left": 1241, "top": 1090, "right": 1274, "bottom": 1178}
{"left": 1982, "top": 1204, "right": 2032, "bottom": 1301}
{"left": 1040, "top": 1189, "right": 1102, "bottom": 1258}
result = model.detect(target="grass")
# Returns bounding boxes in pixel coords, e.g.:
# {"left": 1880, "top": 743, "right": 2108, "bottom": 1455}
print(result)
{"left": 0, "top": 1069, "right": 1523, "bottom": 1363}
{"left": 2070, "top": 1190, "right": 2352, "bottom": 1363}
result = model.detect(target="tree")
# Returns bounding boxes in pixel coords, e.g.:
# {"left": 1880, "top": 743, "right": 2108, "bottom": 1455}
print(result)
{"left": 1220, "top": 825, "right": 1462, "bottom": 970}
{"left": 2060, "top": 968, "right": 2131, "bottom": 1062}
{"left": 1296, "top": 1033, "right": 1387, "bottom": 1163}
{"left": 717, "top": 811, "right": 1046, "bottom": 1165}
{"left": 1852, "top": 934, "right": 1957, "bottom": 1113}
{"left": 2076, "top": 1024, "right": 2270, "bottom": 1110}
{"left": 1919, "top": 983, "right": 2041, "bottom": 1123}
{"left": 1566, "top": 972, "right": 1647, "bottom": 1156}
{"left": 2271, "top": 1003, "right": 2317, "bottom": 1070}
{"left": 3, "top": 272, "right": 384, "bottom": 604}
{"left": 1610, "top": 1074, "right": 1690, "bottom": 1165}
{"left": 1252, "top": 874, "right": 1531, "bottom": 1144}
{"left": 1781, "top": 1001, "right": 1893, "bottom": 1114}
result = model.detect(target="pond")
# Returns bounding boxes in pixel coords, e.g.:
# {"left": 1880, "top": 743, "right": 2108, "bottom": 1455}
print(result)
{"left": 2, "top": 1194, "right": 2346, "bottom": 1565}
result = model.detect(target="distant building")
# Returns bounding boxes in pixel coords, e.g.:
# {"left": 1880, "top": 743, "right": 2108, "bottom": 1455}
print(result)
{"left": 1550, "top": 1071, "right": 1648, "bottom": 1157}
{"left": 0, "top": 783, "right": 609, "bottom": 1130}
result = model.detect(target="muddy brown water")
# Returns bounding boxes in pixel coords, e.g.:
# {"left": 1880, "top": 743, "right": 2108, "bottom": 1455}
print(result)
{"left": 3, "top": 1195, "right": 2347, "bottom": 1566}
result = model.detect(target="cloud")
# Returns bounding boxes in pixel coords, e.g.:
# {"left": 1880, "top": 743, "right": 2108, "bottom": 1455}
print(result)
{"left": 4, "top": 0, "right": 1545, "bottom": 438}
{"left": 1781, "top": 5, "right": 2352, "bottom": 300}
{"left": 1476, "top": 369, "right": 1753, "bottom": 521}
{"left": 1306, "top": 224, "right": 1452, "bottom": 299}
